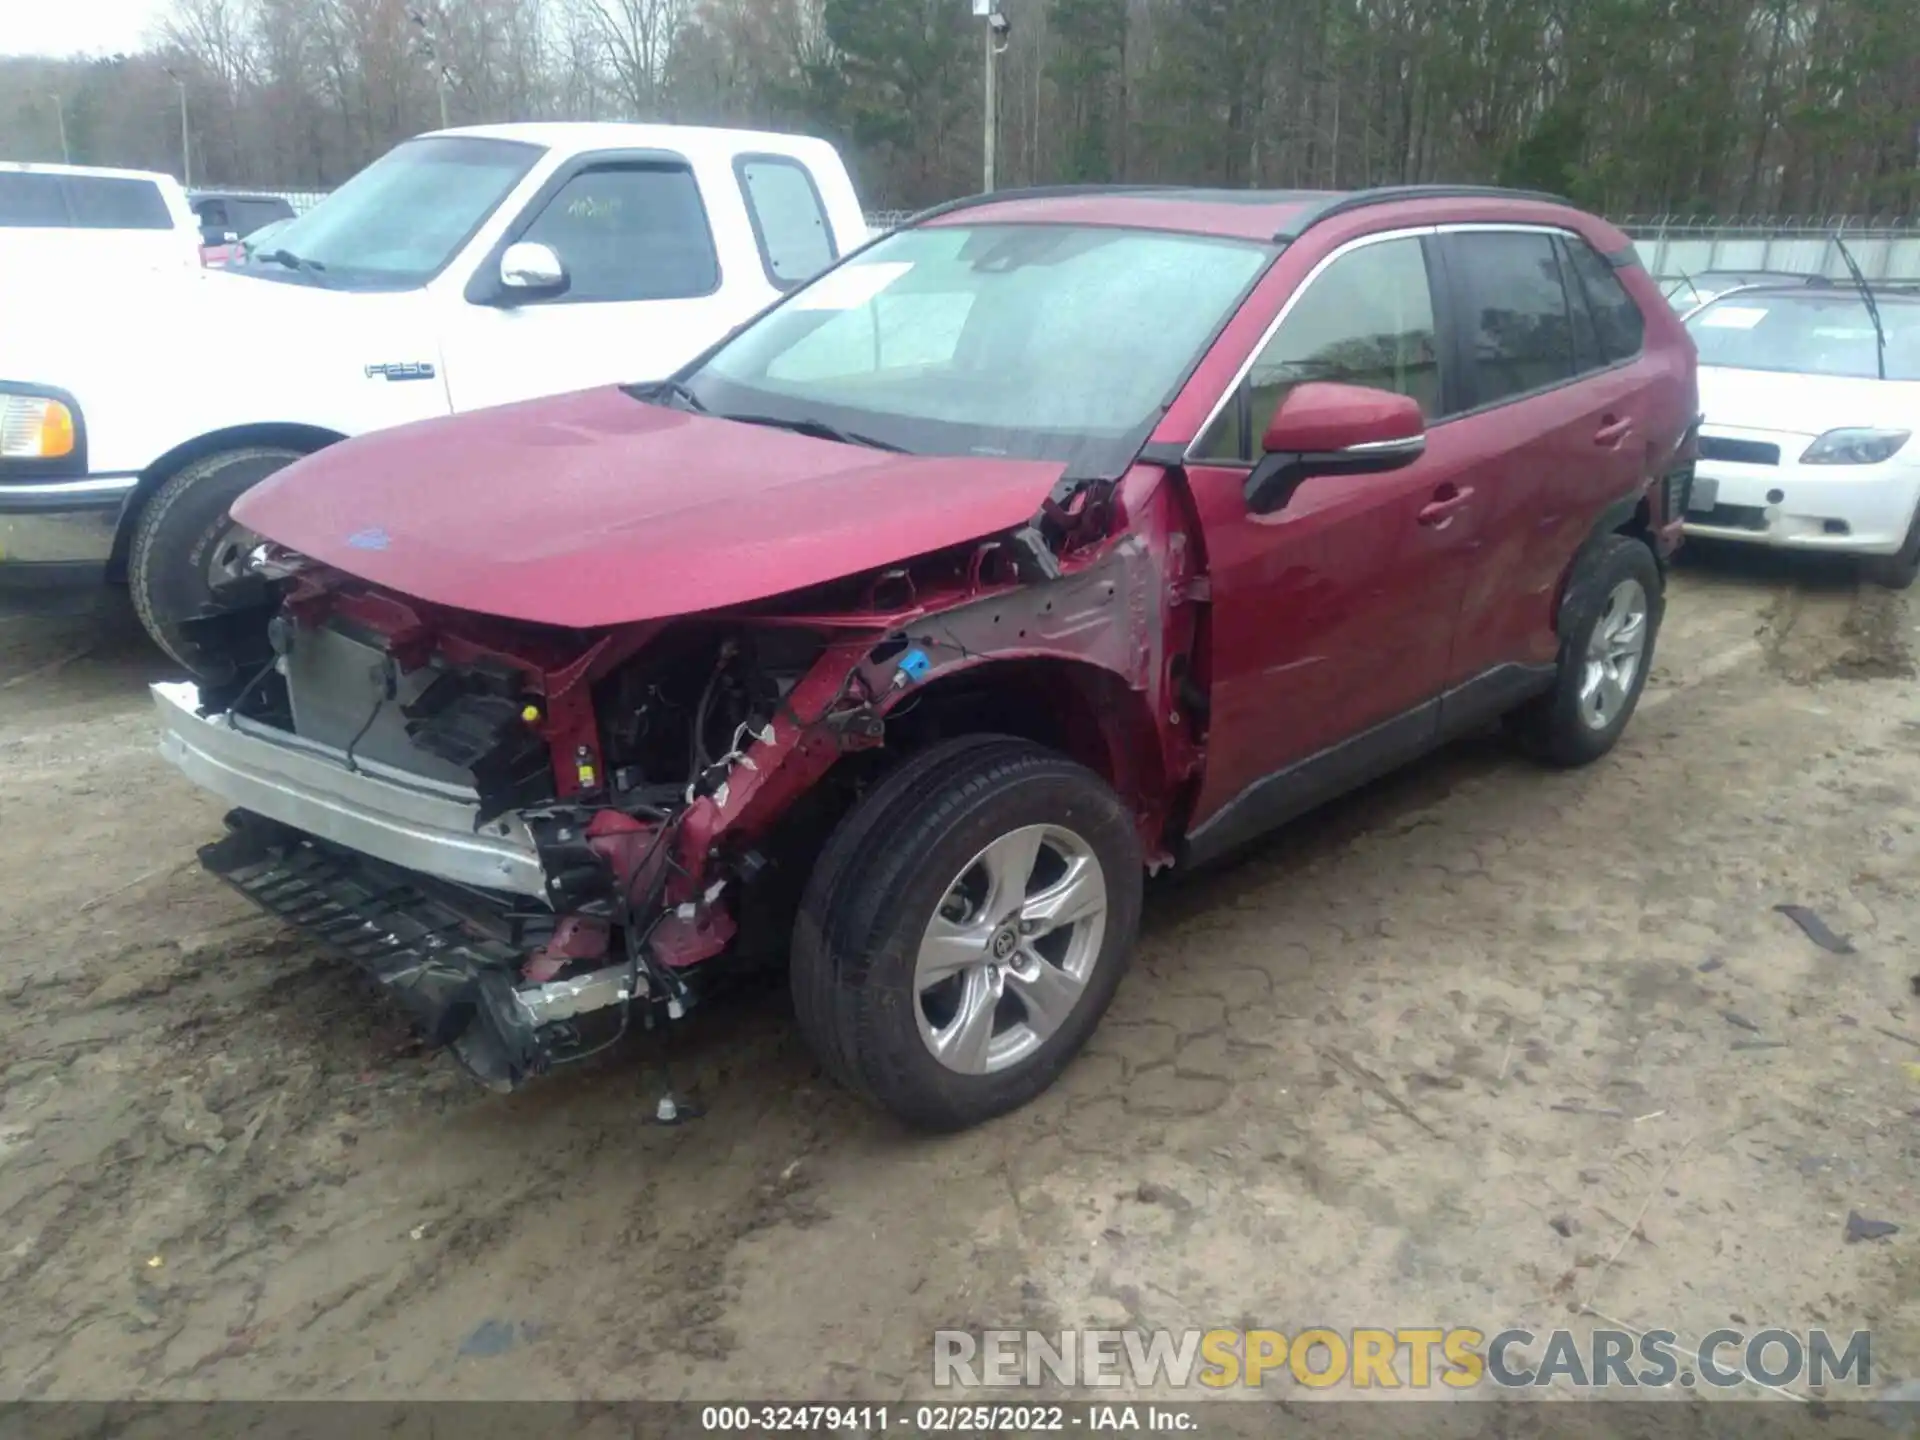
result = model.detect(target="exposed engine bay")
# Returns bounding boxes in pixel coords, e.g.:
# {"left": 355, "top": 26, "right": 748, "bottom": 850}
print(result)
{"left": 156, "top": 476, "right": 1203, "bottom": 1091}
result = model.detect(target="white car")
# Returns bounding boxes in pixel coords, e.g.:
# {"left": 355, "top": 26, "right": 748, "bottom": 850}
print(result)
{"left": 1663, "top": 268, "right": 1819, "bottom": 316}
{"left": 1683, "top": 281, "right": 1920, "bottom": 586}
{"left": 0, "top": 162, "right": 201, "bottom": 277}
{"left": 0, "top": 123, "right": 867, "bottom": 672}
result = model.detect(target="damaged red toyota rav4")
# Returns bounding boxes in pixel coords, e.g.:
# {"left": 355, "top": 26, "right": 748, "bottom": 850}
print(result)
{"left": 154, "top": 185, "right": 1697, "bottom": 1129}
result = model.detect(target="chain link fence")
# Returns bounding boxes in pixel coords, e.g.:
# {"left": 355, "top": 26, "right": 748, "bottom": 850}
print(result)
{"left": 1619, "top": 216, "right": 1920, "bottom": 290}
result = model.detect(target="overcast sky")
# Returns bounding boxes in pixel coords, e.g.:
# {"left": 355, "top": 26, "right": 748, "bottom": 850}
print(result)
{"left": 0, "top": 0, "right": 167, "bottom": 57}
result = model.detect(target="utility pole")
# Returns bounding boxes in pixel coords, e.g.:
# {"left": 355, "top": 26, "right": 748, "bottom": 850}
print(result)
{"left": 983, "top": 25, "right": 996, "bottom": 193}
{"left": 163, "top": 68, "right": 190, "bottom": 186}
{"left": 48, "top": 94, "right": 69, "bottom": 163}
{"left": 974, "top": 0, "right": 1010, "bottom": 193}
{"left": 409, "top": 11, "right": 451, "bottom": 129}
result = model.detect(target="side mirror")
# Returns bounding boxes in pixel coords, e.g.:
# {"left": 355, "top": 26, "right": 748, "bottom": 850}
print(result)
{"left": 1245, "top": 381, "right": 1427, "bottom": 515}
{"left": 496, "top": 241, "right": 569, "bottom": 303}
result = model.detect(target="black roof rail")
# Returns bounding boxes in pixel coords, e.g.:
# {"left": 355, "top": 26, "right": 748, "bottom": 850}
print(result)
{"left": 888, "top": 181, "right": 1577, "bottom": 242}
{"left": 893, "top": 183, "right": 1339, "bottom": 231}
{"left": 1276, "top": 184, "right": 1576, "bottom": 240}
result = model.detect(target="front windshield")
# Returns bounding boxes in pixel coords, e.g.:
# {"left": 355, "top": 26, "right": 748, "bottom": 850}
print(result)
{"left": 681, "top": 223, "right": 1275, "bottom": 469}
{"left": 249, "top": 135, "right": 540, "bottom": 291}
{"left": 1687, "top": 290, "right": 1920, "bottom": 380}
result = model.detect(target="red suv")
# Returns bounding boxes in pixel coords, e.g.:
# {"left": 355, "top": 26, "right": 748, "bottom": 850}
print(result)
{"left": 153, "top": 184, "right": 1697, "bottom": 1128}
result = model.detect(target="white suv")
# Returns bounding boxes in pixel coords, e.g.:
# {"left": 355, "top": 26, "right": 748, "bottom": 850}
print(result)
{"left": 0, "top": 162, "right": 201, "bottom": 276}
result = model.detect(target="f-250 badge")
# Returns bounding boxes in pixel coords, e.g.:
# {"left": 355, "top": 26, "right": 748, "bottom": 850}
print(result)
{"left": 363, "top": 361, "right": 437, "bottom": 382}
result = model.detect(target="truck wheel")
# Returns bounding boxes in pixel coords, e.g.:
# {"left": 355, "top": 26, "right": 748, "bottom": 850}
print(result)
{"left": 1862, "top": 503, "right": 1920, "bottom": 591}
{"left": 128, "top": 446, "right": 305, "bottom": 676}
{"left": 1509, "top": 534, "right": 1663, "bottom": 768}
{"left": 791, "top": 736, "right": 1142, "bottom": 1131}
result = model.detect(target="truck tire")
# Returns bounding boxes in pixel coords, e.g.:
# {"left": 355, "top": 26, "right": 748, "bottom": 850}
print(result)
{"left": 791, "top": 736, "right": 1142, "bottom": 1131}
{"left": 128, "top": 446, "right": 305, "bottom": 676}
{"left": 1508, "top": 534, "right": 1663, "bottom": 768}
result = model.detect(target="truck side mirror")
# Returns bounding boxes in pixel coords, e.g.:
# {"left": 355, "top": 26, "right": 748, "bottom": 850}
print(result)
{"left": 493, "top": 242, "right": 569, "bottom": 304}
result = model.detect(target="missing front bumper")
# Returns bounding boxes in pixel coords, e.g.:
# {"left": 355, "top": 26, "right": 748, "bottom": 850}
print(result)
{"left": 152, "top": 680, "right": 548, "bottom": 898}
{"left": 200, "top": 813, "right": 642, "bottom": 1090}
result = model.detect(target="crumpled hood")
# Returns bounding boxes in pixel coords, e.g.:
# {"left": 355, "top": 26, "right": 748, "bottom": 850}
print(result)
{"left": 233, "top": 386, "right": 1070, "bottom": 628}
{"left": 1699, "top": 364, "right": 1920, "bottom": 439}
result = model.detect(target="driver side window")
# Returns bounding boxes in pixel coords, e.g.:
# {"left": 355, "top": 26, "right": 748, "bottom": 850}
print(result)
{"left": 1195, "top": 236, "right": 1441, "bottom": 462}
{"left": 516, "top": 163, "right": 719, "bottom": 303}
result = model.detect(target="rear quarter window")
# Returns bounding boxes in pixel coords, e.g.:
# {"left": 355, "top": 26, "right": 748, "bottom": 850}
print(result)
{"left": 735, "top": 155, "right": 837, "bottom": 288}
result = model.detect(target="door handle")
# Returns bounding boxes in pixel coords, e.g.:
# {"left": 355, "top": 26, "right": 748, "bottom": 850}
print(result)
{"left": 1417, "top": 486, "right": 1475, "bottom": 527}
{"left": 1595, "top": 414, "right": 1634, "bottom": 447}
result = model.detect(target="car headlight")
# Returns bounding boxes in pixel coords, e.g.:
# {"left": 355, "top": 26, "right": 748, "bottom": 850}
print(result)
{"left": 1799, "top": 428, "right": 1911, "bottom": 465}
{"left": 0, "top": 392, "right": 77, "bottom": 460}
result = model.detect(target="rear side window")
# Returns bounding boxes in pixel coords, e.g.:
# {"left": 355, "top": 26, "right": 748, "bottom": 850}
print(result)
{"left": 519, "top": 163, "right": 719, "bottom": 303}
{"left": 1562, "top": 236, "right": 1645, "bottom": 362}
{"left": 1, "top": 173, "right": 172, "bottom": 229}
{"left": 0, "top": 173, "right": 69, "bottom": 226}
{"left": 63, "top": 177, "right": 174, "bottom": 229}
{"left": 736, "top": 155, "right": 836, "bottom": 288}
{"left": 1448, "top": 230, "right": 1575, "bottom": 405}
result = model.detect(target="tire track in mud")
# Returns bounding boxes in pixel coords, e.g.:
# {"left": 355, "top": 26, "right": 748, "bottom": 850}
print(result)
{"left": 1761, "top": 571, "right": 1915, "bottom": 683}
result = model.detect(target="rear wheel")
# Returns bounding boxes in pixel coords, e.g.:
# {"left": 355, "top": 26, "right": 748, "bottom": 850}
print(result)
{"left": 791, "top": 736, "right": 1142, "bottom": 1131}
{"left": 1862, "top": 502, "right": 1920, "bottom": 591}
{"left": 1508, "top": 534, "right": 1663, "bottom": 767}
{"left": 128, "top": 446, "right": 305, "bottom": 676}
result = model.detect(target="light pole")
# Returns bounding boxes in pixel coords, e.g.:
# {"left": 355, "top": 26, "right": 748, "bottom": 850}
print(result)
{"left": 47, "top": 94, "right": 69, "bottom": 162}
{"left": 163, "top": 68, "right": 190, "bottom": 186}
{"left": 973, "top": 0, "right": 1010, "bottom": 193}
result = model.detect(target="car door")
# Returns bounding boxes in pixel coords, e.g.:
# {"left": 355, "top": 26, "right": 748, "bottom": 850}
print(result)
{"left": 438, "top": 156, "right": 754, "bottom": 412}
{"left": 1181, "top": 230, "right": 1480, "bottom": 846}
{"left": 1433, "top": 227, "right": 1649, "bottom": 704}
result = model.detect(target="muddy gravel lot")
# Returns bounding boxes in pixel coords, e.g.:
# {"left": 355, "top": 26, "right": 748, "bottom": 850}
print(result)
{"left": 2, "top": 550, "right": 1918, "bottom": 1405}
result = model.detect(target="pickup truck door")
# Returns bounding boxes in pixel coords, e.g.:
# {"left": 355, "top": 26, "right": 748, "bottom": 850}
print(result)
{"left": 438, "top": 149, "right": 846, "bottom": 412}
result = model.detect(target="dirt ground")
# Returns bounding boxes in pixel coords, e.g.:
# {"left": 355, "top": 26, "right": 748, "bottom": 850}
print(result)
{"left": 1, "top": 548, "right": 1917, "bottom": 1405}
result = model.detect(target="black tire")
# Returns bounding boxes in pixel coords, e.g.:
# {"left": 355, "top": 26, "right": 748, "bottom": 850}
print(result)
{"left": 1509, "top": 534, "right": 1664, "bottom": 768}
{"left": 1862, "top": 503, "right": 1920, "bottom": 590}
{"left": 791, "top": 735, "right": 1143, "bottom": 1131}
{"left": 128, "top": 446, "right": 306, "bottom": 675}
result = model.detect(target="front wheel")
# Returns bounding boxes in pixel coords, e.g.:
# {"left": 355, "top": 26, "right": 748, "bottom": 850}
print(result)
{"left": 1508, "top": 534, "right": 1663, "bottom": 767}
{"left": 791, "top": 736, "right": 1143, "bottom": 1131}
{"left": 1862, "top": 502, "right": 1920, "bottom": 591}
{"left": 128, "top": 446, "right": 306, "bottom": 676}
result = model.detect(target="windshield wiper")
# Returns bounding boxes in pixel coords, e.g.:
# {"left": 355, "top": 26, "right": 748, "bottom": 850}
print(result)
{"left": 258, "top": 248, "right": 327, "bottom": 279}
{"left": 627, "top": 377, "right": 708, "bottom": 413}
{"left": 721, "top": 414, "right": 905, "bottom": 452}
{"left": 1832, "top": 235, "right": 1886, "bottom": 380}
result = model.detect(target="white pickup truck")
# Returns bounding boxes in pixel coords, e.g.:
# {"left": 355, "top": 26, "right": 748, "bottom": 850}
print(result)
{"left": 0, "top": 122, "right": 868, "bottom": 673}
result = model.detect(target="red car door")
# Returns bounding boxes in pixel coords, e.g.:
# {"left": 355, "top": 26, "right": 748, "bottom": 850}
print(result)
{"left": 1436, "top": 228, "right": 1653, "bottom": 697}
{"left": 1178, "top": 231, "right": 1479, "bottom": 857}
